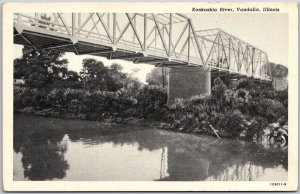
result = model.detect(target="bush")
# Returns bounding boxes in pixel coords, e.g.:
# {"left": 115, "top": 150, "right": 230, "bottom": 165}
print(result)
{"left": 276, "top": 89, "right": 288, "bottom": 109}
{"left": 212, "top": 77, "right": 227, "bottom": 100}
{"left": 212, "top": 109, "right": 245, "bottom": 137}
{"left": 14, "top": 87, "right": 41, "bottom": 109}
{"left": 135, "top": 85, "right": 167, "bottom": 119}
{"left": 47, "top": 89, "right": 64, "bottom": 108}
{"left": 257, "top": 99, "right": 287, "bottom": 122}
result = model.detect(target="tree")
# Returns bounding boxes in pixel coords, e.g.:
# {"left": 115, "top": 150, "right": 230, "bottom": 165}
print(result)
{"left": 80, "top": 58, "right": 108, "bottom": 90}
{"left": 54, "top": 70, "right": 82, "bottom": 88}
{"left": 146, "top": 67, "right": 168, "bottom": 86}
{"left": 269, "top": 62, "right": 288, "bottom": 79}
{"left": 80, "top": 59, "right": 130, "bottom": 91}
{"left": 14, "top": 46, "right": 68, "bottom": 88}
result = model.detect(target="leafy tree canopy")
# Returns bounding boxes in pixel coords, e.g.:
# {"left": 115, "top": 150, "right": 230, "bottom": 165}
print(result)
{"left": 14, "top": 46, "right": 68, "bottom": 88}
{"left": 269, "top": 62, "right": 288, "bottom": 79}
{"left": 80, "top": 59, "right": 140, "bottom": 92}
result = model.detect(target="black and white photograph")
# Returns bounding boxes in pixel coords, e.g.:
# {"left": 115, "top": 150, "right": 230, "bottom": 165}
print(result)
{"left": 2, "top": 2, "right": 298, "bottom": 192}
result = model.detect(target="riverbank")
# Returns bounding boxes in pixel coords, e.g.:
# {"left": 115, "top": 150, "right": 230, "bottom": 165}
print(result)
{"left": 14, "top": 111, "right": 288, "bottom": 149}
{"left": 14, "top": 78, "right": 288, "bottom": 141}
{"left": 14, "top": 113, "right": 153, "bottom": 137}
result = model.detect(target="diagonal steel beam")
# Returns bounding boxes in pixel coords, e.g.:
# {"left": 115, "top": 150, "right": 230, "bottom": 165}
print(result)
{"left": 126, "top": 13, "right": 144, "bottom": 50}
{"left": 151, "top": 14, "right": 169, "bottom": 56}
{"left": 86, "top": 13, "right": 104, "bottom": 37}
{"left": 57, "top": 13, "right": 72, "bottom": 36}
{"left": 77, "top": 13, "right": 94, "bottom": 34}
{"left": 204, "top": 32, "right": 219, "bottom": 66}
{"left": 115, "top": 14, "right": 137, "bottom": 44}
{"left": 219, "top": 35, "right": 230, "bottom": 69}
{"left": 88, "top": 17, "right": 101, "bottom": 37}
{"left": 189, "top": 20, "right": 205, "bottom": 66}
{"left": 96, "top": 13, "right": 113, "bottom": 43}
{"left": 170, "top": 22, "right": 189, "bottom": 57}
{"left": 20, "top": 34, "right": 38, "bottom": 51}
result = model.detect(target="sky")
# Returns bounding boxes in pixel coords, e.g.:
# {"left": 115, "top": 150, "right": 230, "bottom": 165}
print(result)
{"left": 14, "top": 13, "right": 288, "bottom": 83}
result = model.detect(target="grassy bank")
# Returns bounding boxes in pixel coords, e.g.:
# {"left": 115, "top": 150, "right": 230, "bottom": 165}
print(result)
{"left": 14, "top": 78, "right": 288, "bottom": 141}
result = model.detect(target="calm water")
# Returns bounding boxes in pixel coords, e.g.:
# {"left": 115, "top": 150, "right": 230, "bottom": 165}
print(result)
{"left": 13, "top": 117, "right": 288, "bottom": 181}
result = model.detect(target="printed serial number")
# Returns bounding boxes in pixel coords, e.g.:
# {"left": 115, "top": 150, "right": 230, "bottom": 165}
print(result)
{"left": 270, "top": 183, "right": 287, "bottom": 186}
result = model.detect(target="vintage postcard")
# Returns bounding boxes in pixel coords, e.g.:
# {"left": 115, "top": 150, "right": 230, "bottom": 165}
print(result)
{"left": 2, "top": 2, "right": 298, "bottom": 191}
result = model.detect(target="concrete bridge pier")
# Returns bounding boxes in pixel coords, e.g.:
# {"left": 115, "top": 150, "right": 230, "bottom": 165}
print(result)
{"left": 167, "top": 66, "right": 211, "bottom": 107}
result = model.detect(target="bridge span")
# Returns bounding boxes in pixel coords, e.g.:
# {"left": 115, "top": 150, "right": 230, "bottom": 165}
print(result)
{"left": 13, "top": 13, "right": 272, "bottom": 104}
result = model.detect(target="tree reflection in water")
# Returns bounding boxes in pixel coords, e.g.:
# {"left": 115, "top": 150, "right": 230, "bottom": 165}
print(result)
{"left": 68, "top": 129, "right": 287, "bottom": 181}
{"left": 14, "top": 120, "right": 287, "bottom": 181}
{"left": 14, "top": 130, "right": 69, "bottom": 181}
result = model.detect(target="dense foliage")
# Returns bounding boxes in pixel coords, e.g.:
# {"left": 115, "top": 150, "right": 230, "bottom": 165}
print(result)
{"left": 171, "top": 78, "right": 288, "bottom": 138}
{"left": 14, "top": 85, "right": 167, "bottom": 120}
{"left": 14, "top": 46, "right": 69, "bottom": 88}
{"left": 269, "top": 62, "right": 288, "bottom": 79}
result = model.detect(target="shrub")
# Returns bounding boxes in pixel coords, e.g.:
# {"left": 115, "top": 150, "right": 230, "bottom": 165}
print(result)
{"left": 212, "top": 77, "right": 227, "bottom": 100}
{"left": 47, "top": 89, "right": 64, "bottom": 108}
{"left": 135, "top": 85, "right": 167, "bottom": 119}
{"left": 276, "top": 89, "right": 288, "bottom": 109}
{"left": 217, "top": 109, "right": 245, "bottom": 137}
{"left": 257, "top": 99, "right": 287, "bottom": 122}
{"left": 236, "top": 78, "right": 255, "bottom": 90}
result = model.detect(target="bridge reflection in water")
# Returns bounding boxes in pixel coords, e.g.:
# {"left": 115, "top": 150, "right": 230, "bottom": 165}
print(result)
{"left": 14, "top": 123, "right": 287, "bottom": 181}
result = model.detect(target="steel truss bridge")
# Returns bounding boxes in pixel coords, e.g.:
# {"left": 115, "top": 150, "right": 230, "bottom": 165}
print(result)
{"left": 13, "top": 13, "right": 272, "bottom": 81}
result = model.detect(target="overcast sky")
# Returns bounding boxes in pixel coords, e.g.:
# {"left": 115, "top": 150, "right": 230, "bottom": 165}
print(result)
{"left": 14, "top": 13, "right": 288, "bottom": 83}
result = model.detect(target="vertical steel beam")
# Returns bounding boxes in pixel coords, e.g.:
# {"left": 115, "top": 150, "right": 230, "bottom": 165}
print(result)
{"left": 217, "top": 33, "right": 220, "bottom": 67}
{"left": 144, "top": 13, "right": 147, "bottom": 51}
{"left": 237, "top": 42, "right": 241, "bottom": 71}
{"left": 78, "top": 13, "right": 81, "bottom": 28}
{"left": 169, "top": 13, "right": 172, "bottom": 56}
{"left": 133, "top": 16, "right": 136, "bottom": 43}
{"left": 113, "top": 13, "right": 116, "bottom": 44}
{"left": 17, "top": 13, "right": 21, "bottom": 26}
{"left": 107, "top": 13, "right": 110, "bottom": 35}
{"left": 219, "top": 34, "right": 230, "bottom": 69}
{"left": 35, "top": 13, "right": 40, "bottom": 26}
{"left": 189, "top": 20, "right": 205, "bottom": 66}
{"left": 155, "top": 28, "right": 157, "bottom": 50}
{"left": 259, "top": 52, "right": 262, "bottom": 78}
{"left": 188, "top": 24, "right": 191, "bottom": 64}
{"left": 228, "top": 37, "right": 231, "bottom": 69}
{"left": 251, "top": 48, "right": 255, "bottom": 76}
{"left": 266, "top": 55, "right": 270, "bottom": 79}
{"left": 72, "top": 13, "right": 76, "bottom": 36}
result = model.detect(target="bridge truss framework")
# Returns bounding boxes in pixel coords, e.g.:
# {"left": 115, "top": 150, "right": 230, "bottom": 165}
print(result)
{"left": 13, "top": 13, "right": 272, "bottom": 81}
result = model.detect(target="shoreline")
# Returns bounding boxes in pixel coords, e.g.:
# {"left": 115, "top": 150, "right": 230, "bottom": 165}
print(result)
{"left": 13, "top": 112, "right": 275, "bottom": 144}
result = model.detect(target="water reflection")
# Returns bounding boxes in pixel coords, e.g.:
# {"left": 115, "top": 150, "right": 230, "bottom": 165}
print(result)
{"left": 14, "top": 125, "right": 287, "bottom": 181}
{"left": 14, "top": 131, "right": 69, "bottom": 180}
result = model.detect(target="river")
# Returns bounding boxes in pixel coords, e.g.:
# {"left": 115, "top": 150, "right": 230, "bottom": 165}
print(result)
{"left": 13, "top": 114, "right": 288, "bottom": 181}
